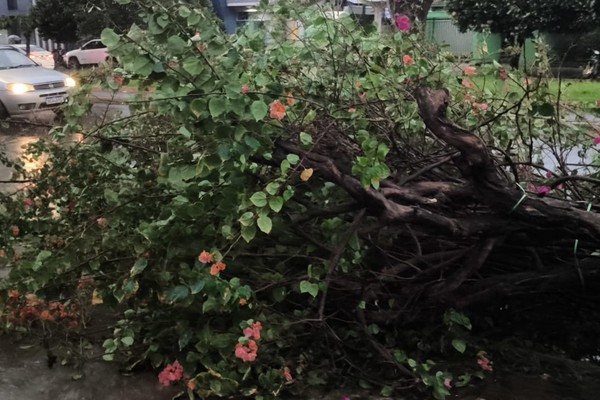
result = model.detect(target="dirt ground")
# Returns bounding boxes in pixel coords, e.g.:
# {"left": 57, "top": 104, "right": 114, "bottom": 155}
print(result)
{"left": 0, "top": 337, "right": 178, "bottom": 400}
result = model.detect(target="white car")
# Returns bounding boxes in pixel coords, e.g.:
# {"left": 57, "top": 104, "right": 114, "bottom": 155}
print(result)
{"left": 63, "top": 39, "right": 110, "bottom": 69}
{"left": 0, "top": 46, "right": 75, "bottom": 118}
{"left": 8, "top": 45, "right": 55, "bottom": 69}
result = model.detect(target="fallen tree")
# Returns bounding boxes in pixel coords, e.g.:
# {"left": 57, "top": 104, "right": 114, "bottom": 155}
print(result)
{"left": 1, "top": 1, "right": 599, "bottom": 399}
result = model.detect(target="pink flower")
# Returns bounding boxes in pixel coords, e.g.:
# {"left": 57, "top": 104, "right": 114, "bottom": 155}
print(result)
{"left": 96, "top": 218, "right": 107, "bottom": 228}
{"left": 243, "top": 327, "right": 253, "bottom": 338}
{"left": 282, "top": 366, "right": 293, "bottom": 383}
{"left": 158, "top": 361, "right": 184, "bottom": 386}
{"left": 444, "top": 378, "right": 452, "bottom": 389}
{"left": 463, "top": 66, "right": 477, "bottom": 76}
{"left": 23, "top": 198, "right": 34, "bottom": 207}
{"left": 241, "top": 84, "right": 249, "bottom": 94}
{"left": 462, "top": 79, "right": 475, "bottom": 89}
{"left": 348, "top": 108, "right": 356, "bottom": 113}
{"left": 252, "top": 321, "right": 262, "bottom": 340}
{"left": 499, "top": 67, "right": 508, "bottom": 81}
{"left": 536, "top": 186, "right": 551, "bottom": 196}
{"left": 478, "top": 103, "right": 488, "bottom": 111}
{"left": 402, "top": 54, "right": 414, "bottom": 66}
{"left": 395, "top": 15, "right": 411, "bottom": 32}
{"left": 545, "top": 171, "right": 553, "bottom": 178}
{"left": 235, "top": 341, "right": 258, "bottom": 362}
{"left": 477, "top": 357, "right": 493, "bottom": 372}
{"left": 596, "top": 100, "right": 600, "bottom": 107}
{"left": 593, "top": 136, "right": 600, "bottom": 145}
{"left": 198, "top": 250, "right": 213, "bottom": 264}
{"left": 341, "top": 397, "right": 351, "bottom": 400}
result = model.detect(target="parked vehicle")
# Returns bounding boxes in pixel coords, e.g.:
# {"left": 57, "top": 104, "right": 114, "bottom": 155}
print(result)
{"left": 582, "top": 49, "right": 600, "bottom": 79}
{"left": 63, "top": 39, "right": 110, "bottom": 69}
{"left": 8, "top": 44, "right": 55, "bottom": 69}
{"left": 0, "top": 46, "right": 76, "bottom": 118}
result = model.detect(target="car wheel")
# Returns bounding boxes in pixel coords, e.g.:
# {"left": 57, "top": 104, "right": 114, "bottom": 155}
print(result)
{"left": 68, "top": 57, "right": 81, "bottom": 69}
{"left": 0, "top": 102, "right": 9, "bottom": 120}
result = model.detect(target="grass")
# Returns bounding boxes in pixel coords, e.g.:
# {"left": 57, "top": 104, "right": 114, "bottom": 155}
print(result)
{"left": 470, "top": 75, "right": 600, "bottom": 111}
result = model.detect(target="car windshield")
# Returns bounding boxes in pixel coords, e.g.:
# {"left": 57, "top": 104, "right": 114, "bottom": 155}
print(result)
{"left": 0, "top": 49, "right": 37, "bottom": 69}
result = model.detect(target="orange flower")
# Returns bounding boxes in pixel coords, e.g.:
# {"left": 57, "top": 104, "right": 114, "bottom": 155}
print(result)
{"left": 239, "top": 298, "right": 247, "bottom": 306}
{"left": 198, "top": 250, "right": 213, "bottom": 264}
{"left": 269, "top": 100, "right": 286, "bottom": 121}
{"left": 287, "top": 92, "right": 295, "bottom": 106}
{"left": 463, "top": 66, "right": 477, "bottom": 76}
{"left": 40, "top": 310, "right": 54, "bottom": 321}
{"left": 210, "top": 262, "right": 226, "bottom": 276}
{"left": 355, "top": 81, "right": 362, "bottom": 88}
{"left": 402, "top": 54, "right": 414, "bottom": 65}
{"left": 187, "top": 380, "right": 196, "bottom": 390}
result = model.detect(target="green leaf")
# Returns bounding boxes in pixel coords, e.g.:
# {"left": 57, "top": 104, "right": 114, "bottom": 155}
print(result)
{"left": 130, "top": 258, "right": 148, "bottom": 276}
{"left": 286, "top": 154, "right": 300, "bottom": 165}
{"left": 268, "top": 196, "right": 284, "bottom": 212}
{"left": 33, "top": 250, "right": 52, "bottom": 271}
{"left": 241, "top": 224, "right": 256, "bottom": 243}
{"left": 121, "top": 336, "right": 134, "bottom": 346}
{"left": 265, "top": 182, "right": 280, "bottom": 195}
{"left": 257, "top": 215, "right": 272, "bottom": 233}
{"left": 178, "top": 5, "right": 191, "bottom": 17}
{"left": 299, "top": 280, "right": 319, "bottom": 298}
{"left": 183, "top": 57, "right": 204, "bottom": 75}
{"left": 299, "top": 132, "right": 313, "bottom": 145}
{"left": 202, "top": 296, "right": 219, "bottom": 313}
{"left": 168, "top": 35, "right": 188, "bottom": 54}
{"left": 167, "top": 285, "right": 190, "bottom": 303}
{"left": 239, "top": 212, "right": 254, "bottom": 226}
{"left": 209, "top": 97, "right": 228, "bottom": 118}
{"left": 100, "top": 28, "right": 120, "bottom": 48}
{"left": 393, "top": 350, "right": 406, "bottom": 363}
{"left": 189, "top": 278, "right": 206, "bottom": 294}
{"left": 190, "top": 98, "right": 206, "bottom": 117}
{"left": 452, "top": 338, "right": 467, "bottom": 354}
{"left": 103, "top": 188, "right": 119, "bottom": 205}
{"left": 249, "top": 192, "right": 267, "bottom": 207}
{"left": 250, "top": 101, "right": 268, "bottom": 121}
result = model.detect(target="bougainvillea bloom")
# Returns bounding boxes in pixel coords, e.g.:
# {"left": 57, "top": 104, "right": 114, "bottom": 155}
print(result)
{"left": 536, "top": 186, "right": 551, "bottom": 196}
{"left": 187, "top": 380, "right": 196, "bottom": 390}
{"left": 198, "top": 250, "right": 213, "bottom": 264}
{"left": 96, "top": 218, "right": 107, "bottom": 228}
{"left": 287, "top": 92, "right": 295, "bottom": 106}
{"left": 210, "top": 262, "right": 226, "bottom": 276}
{"left": 239, "top": 298, "right": 247, "bottom": 306}
{"left": 348, "top": 108, "right": 356, "bottom": 113}
{"left": 402, "top": 54, "right": 414, "bottom": 65}
{"left": 594, "top": 136, "right": 600, "bottom": 145}
{"left": 241, "top": 84, "right": 249, "bottom": 94}
{"left": 444, "top": 378, "right": 452, "bottom": 389}
{"left": 270, "top": 100, "right": 286, "bottom": 120}
{"left": 462, "top": 79, "right": 475, "bottom": 89}
{"left": 282, "top": 367, "right": 293, "bottom": 383}
{"left": 499, "top": 67, "right": 508, "bottom": 81}
{"left": 395, "top": 15, "right": 411, "bottom": 32}
{"left": 477, "top": 356, "right": 493, "bottom": 372}
{"left": 158, "top": 361, "right": 184, "bottom": 386}
{"left": 23, "top": 198, "right": 34, "bottom": 207}
{"left": 546, "top": 171, "right": 553, "bottom": 178}
{"left": 463, "top": 66, "right": 476, "bottom": 76}
{"left": 235, "top": 340, "right": 258, "bottom": 362}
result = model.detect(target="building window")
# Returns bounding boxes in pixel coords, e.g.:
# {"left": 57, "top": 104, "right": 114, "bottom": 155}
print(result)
{"left": 7, "top": 0, "right": 17, "bottom": 11}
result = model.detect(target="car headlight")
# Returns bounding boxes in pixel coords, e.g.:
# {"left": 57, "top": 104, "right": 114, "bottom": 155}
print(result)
{"left": 7, "top": 83, "right": 35, "bottom": 94}
{"left": 65, "top": 77, "right": 76, "bottom": 87}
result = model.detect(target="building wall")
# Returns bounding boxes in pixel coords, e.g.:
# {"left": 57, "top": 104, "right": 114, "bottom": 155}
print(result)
{"left": 0, "top": 0, "right": 33, "bottom": 16}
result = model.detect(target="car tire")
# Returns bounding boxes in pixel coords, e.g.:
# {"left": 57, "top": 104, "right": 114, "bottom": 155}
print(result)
{"left": 0, "top": 102, "right": 9, "bottom": 120}
{"left": 68, "top": 57, "right": 81, "bottom": 69}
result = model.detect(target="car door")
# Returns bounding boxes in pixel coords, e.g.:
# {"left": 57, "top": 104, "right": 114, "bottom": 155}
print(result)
{"left": 88, "top": 40, "right": 108, "bottom": 64}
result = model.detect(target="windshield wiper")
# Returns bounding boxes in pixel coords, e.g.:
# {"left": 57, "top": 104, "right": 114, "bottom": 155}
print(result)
{"left": 7, "top": 64, "right": 35, "bottom": 69}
